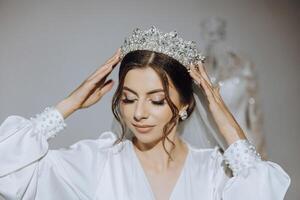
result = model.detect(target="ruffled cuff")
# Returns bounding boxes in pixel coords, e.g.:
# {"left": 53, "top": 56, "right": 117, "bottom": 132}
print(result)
{"left": 223, "top": 139, "right": 262, "bottom": 177}
{"left": 30, "top": 106, "right": 67, "bottom": 140}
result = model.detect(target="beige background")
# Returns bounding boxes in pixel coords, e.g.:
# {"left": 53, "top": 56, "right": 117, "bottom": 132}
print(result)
{"left": 0, "top": 0, "right": 299, "bottom": 199}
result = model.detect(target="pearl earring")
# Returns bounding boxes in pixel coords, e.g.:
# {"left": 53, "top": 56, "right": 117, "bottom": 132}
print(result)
{"left": 179, "top": 110, "right": 187, "bottom": 120}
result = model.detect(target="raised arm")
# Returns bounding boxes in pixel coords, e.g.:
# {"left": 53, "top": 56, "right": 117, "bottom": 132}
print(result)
{"left": 0, "top": 49, "right": 121, "bottom": 199}
{"left": 189, "top": 61, "right": 290, "bottom": 199}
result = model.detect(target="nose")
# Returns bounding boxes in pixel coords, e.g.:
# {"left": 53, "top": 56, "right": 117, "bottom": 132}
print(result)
{"left": 133, "top": 100, "right": 148, "bottom": 121}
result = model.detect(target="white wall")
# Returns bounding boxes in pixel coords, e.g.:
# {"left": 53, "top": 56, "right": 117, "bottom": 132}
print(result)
{"left": 0, "top": 0, "right": 299, "bottom": 199}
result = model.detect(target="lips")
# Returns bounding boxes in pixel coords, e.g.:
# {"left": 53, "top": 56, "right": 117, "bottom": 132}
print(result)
{"left": 132, "top": 123, "right": 155, "bottom": 133}
{"left": 132, "top": 123, "right": 154, "bottom": 128}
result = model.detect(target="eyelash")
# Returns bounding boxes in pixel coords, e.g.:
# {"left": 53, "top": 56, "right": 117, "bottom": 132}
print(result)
{"left": 121, "top": 98, "right": 165, "bottom": 106}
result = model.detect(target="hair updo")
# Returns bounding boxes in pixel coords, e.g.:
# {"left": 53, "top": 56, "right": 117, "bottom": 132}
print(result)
{"left": 111, "top": 50, "right": 196, "bottom": 160}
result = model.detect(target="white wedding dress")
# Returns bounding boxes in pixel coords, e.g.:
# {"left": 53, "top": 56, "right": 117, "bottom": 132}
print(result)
{"left": 218, "top": 66, "right": 267, "bottom": 159}
{"left": 0, "top": 106, "right": 290, "bottom": 200}
{"left": 200, "top": 16, "right": 267, "bottom": 159}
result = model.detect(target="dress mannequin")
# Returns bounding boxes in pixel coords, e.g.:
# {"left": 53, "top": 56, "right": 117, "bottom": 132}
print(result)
{"left": 201, "top": 17, "right": 267, "bottom": 159}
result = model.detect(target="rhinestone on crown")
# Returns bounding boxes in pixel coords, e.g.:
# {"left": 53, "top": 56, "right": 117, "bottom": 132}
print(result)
{"left": 120, "top": 26, "right": 205, "bottom": 70}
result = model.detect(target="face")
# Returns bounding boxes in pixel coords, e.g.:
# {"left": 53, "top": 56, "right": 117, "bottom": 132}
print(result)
{"left": 119, "top": 67, "right": 186, "bottom": 144}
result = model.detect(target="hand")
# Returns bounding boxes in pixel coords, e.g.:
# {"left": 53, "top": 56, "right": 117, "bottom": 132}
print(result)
{"left": 56, "top": 48, "right": 121, "bottom": 119}
{"left": 188, "top": 61, "right": 246, "bottom": 145}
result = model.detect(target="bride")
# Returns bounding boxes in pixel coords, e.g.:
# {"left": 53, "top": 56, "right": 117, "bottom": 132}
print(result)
{"left": 0, "top": 26, "right": 290, "bottom": 200}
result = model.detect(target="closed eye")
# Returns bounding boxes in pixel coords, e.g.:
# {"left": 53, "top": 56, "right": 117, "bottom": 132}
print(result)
{"left": 152, "top": 99, "right": 165, "bottom": 105}
{"left": 121, "top": 98, "right": 165, "bottom": 106}
{"left": 121, "top": 98, "right": 135, "bottom": 104}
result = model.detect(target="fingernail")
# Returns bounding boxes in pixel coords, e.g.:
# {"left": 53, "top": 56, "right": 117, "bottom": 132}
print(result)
{"left": 117, "top": 48, "right": 122, "bottom": 58}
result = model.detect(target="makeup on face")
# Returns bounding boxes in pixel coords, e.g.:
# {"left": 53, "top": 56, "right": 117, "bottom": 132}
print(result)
{"left": 120, "top": 86, "right": 169, "bottom": 135}
{"left": 119, "top": 67, "right": 182, "bottom": 142}
{"left": 121, "top": 87, "right": 166, "bottom": 106}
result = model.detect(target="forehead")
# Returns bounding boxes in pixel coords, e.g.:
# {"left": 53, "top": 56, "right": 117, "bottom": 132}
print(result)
{"left": 123, "top": 67, "right": 175, "bottom": 94}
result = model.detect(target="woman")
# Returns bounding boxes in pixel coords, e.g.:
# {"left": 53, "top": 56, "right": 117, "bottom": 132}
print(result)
{"left": 0, "top": 26, "right": 290, "bottom": 200}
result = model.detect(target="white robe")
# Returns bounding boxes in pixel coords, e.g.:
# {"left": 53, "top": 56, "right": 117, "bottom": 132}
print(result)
{"left": 0, "top": 106, "right": 290, "bottom": 200}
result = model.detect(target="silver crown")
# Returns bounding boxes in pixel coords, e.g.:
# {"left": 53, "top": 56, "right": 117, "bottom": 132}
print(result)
{"left": 120, "top": 26, "right": 205, "bottom": 69}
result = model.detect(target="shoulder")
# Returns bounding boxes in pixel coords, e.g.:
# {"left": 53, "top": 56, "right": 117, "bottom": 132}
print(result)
{"left": 45, "top": 131, "right": 125, "bottom": 183}
{"left": 43, "top": 131, "right": 123, "bottom": 197}
{"left": 48, "top": 131, "right": 123, "bottom": 161}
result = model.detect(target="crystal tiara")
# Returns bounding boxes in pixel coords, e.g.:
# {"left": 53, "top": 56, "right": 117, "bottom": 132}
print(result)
{"left": 120, "top": 26, "right": 205, "bottom": 70}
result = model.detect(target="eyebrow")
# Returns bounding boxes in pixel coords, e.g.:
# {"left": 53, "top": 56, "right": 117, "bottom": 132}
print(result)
{"left": 123, "top": 86, "right": 165, "bottom": 97}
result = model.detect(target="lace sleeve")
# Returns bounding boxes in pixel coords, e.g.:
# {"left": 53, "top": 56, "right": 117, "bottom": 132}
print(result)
{"left": 29, "top": 106, "right": 67, "bottom": 140}
{"left": 223, "top": 139, "right": 262, "bottom": 177}
{"left": 212, "top": 139, "right": 290, "bottom": 200}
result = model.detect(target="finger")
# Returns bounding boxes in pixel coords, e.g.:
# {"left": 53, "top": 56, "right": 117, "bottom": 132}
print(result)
{"left": 90, "top": 49, "right": 120, "bottom": 75}
{"left": 88, "top": 64, "right": 113, "bottom": 86}
{"left": 105, "top": 53, "right": 121, "bottom": 69}
{"left": 189, "top": 67, "right": 214, "bottom": 99}
{"left": 190, "top": 66, "right": 221, "bottom": 103}
{"left": 190, "top": 65, "right": 225, "bottom": 106}
{"left": 190, "top": 64, "right": 212, "bottom": 90}
{"left": 88, "top": 50, "right": 121, "bottom": 81}
{"left": 195, "top": 62, "right": 213, "bottom": 87}
{"left": 216, "top": 85, "right": 220, "bottom": 93}
{"left": 189, "top": 67, "right": 201, "bottom": 85}
{"left": 104, "top": 48, "right": 121, "bottom": 64}
{"left": 93, "top": 78, "right": 113, "bottom": 93}
{"left": 102, "top": 50, "right": 122, "bottom": 72}
{"left": 98, "top": 50, "right": 121, "bottom": 73}
{"left": 192, "top": 64, "right": 221, "bottom": 101}
{"left": 99, "top": 79, "right": 114, "bottom": 96}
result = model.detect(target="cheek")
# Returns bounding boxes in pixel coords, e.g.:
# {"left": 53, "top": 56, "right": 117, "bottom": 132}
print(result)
{"left": 153, "top": 106, "right": 173, "bottom": 123}
{"left": 119, "top": 104, "right": 130, "bottom": 121}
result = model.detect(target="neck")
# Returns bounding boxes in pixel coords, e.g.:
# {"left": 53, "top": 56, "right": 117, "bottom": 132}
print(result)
{"left": 132, "top": 132, "right": 188, "bottom": 172}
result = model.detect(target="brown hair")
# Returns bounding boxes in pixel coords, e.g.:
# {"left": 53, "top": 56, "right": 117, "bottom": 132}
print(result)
{"left": 111, "top": 50, "right": 196, "bottom": 160}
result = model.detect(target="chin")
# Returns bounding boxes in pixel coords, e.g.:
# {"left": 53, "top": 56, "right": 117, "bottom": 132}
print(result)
{"left": 131, "top": 130, "right": 162, "bottom": 144}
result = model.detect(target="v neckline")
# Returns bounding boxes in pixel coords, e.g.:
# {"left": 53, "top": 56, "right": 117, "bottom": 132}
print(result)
{"left": 128, "top": 139, "right": 191, "bottom": 200}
